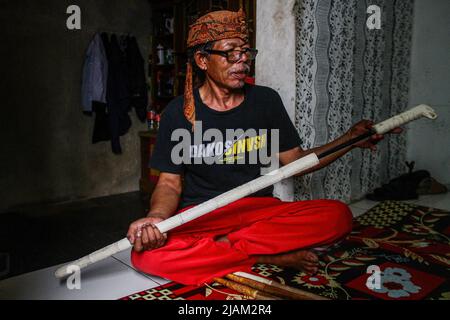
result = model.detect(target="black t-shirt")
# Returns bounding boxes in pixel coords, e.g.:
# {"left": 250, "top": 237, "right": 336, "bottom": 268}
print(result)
{"left": 150, "top": 84, "right": 302, "bottom": 208}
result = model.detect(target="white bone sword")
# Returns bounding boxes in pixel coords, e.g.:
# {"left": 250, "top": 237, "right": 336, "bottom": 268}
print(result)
{"left": 54, "top": 104, "right": 437, "bottom": 279}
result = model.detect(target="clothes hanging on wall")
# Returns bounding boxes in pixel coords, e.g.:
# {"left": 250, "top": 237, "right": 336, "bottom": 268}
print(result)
{"left": 104, "top": 33, "right": 132, "bottom": 154}
{"left": 81, "top": 33, "right": 108, "bottom": 113}
{"left": 126, "top": 36, "right": 148, "bottom": 122}
{"left": 81, "top": 32, "right": 148, "bottom": 154}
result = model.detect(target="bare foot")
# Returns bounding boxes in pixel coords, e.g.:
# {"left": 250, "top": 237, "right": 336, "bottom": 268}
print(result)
{"left": 257, "top": 250, "right": 319, "bottom": 275}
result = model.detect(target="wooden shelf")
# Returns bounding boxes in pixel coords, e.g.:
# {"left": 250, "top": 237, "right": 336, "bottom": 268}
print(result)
{"left": 154, "top": 34, "right": 174, "bottom": 39}
{"left": 153, "top": 64, "right": 175, "bottom": 68}
{"left": 148, "top": 0, "right": 256, "bottom": 114}
{"left": 155, "top": 95, "right": 175, "bottom": 100}
{"left": 138, "top": 130, "right": 160, "bottom": 200}
{"left": 139, "top": 130, "right": 158, "bottom": 138}
{"left": 140, "top": 0, "right": 257, "bottom": 200}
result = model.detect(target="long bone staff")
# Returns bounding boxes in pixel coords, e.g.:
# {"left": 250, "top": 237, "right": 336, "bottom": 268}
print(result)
{"left": 55, "top": 104, "right": 437, "bottom": 279}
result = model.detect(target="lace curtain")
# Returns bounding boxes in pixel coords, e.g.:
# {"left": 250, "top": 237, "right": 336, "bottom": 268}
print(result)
{"left": 293, "top": 0, "right": 414, "bottom": 202}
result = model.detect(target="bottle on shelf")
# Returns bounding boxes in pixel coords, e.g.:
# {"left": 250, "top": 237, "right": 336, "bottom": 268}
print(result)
{"left": 165, "top": 48, "right": 174, "bottom": 65}
{"left": 155, "top": 113, "right": 161, "bottom": 130}
{"left": 147, "top": 107, "right": 157, "bottom": 131}
{"left": 166, "top": 72, "right": 174, "bottom": 97}
{"left": 157, "top": 44, "right": 165, "bottom": 65}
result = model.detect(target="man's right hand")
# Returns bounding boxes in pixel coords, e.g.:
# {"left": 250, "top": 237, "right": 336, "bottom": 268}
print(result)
{"left": 127, "top": 216, "right": 168, "bottom": 252}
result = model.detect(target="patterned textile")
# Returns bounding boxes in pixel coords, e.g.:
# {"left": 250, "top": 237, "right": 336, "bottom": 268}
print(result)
{"left": 187, "top": 9, "right": 249, "bottom": 48}
{"left": 184, "top": 9, "right": 249, "bottom": 127}
{"left": 120, "top": 201, "right": 450, "bottom": 300}
{"left": 293, "top": 0, "right": 414, "bottom": 202}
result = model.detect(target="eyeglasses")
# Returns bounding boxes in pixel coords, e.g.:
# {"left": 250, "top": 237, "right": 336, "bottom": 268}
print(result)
{"left": 204, "top": 48, "right": 258, "bottom": 63}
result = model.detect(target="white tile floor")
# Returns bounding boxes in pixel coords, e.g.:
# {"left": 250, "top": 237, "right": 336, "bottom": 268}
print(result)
{"left": 112, "top": 248, "right": 171, "bottom": 287}
{"left": 0, "top": 256, "right": 160, "bottom": 300}
{"left": 1, "top": 192, "right": 448, "bottom": 300}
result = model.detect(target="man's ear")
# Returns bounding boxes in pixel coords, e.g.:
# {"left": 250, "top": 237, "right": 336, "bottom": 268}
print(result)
{"left": 194, "top": 51, "right": 208, "bottom": 71}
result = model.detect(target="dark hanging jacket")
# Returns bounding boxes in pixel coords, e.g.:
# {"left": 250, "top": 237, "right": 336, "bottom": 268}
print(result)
{"left": 104, "top": 34, "right": 132, "bottom": 154}
{"left": 126, "top": 36, "right": 148, "bottom": 122}
{"left": 91, "top": 34, "right": 147, "bottom": 154}
{"left": 91, "top": 33, "right": 112, "bottom": 144}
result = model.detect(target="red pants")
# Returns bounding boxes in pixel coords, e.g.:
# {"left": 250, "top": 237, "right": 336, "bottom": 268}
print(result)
{"left": 131, "top": 197, "right": 352, "bottom": 286}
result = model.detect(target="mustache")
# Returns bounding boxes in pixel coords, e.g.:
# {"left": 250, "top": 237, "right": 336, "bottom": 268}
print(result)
{"left": 228, "top": 64, "right": 250, "bottom": 74}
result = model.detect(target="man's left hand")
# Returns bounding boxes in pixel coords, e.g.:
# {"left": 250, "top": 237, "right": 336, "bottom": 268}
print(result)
{"left": 347, "top": 120, "right": 403, "bottom": 151}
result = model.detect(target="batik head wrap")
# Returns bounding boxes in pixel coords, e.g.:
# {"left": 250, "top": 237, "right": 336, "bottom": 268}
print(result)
{"left": 184, "top": 9, "right": 249, "bottom": 128}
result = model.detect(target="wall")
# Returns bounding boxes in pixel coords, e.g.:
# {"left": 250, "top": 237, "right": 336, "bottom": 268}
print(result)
{"left": 255, "top": 0, "right": 297, "bottom": 201}
{"left": 0, "top": 0, "right": 152, "bottom": 212}
{"left": 408, "top": 0, "right": 450, "bottom": 185}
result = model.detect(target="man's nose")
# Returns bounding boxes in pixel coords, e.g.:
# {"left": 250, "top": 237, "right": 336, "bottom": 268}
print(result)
{"left": 236, "top": 51, "right": 249, "bottom": 64}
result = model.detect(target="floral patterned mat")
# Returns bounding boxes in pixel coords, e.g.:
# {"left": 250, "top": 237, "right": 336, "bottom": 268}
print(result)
{"left": 121, "top": 201, "right": 450, "bottom": 300}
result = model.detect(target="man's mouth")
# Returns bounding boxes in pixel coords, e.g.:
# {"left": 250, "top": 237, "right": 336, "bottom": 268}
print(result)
{"left": 230, "top": 71, "right": 248, "bottom": 80}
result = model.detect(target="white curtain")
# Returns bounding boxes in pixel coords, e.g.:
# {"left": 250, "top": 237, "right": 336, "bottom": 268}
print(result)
{"left": 293, "top": 0, "right": 414, "bottom": 202}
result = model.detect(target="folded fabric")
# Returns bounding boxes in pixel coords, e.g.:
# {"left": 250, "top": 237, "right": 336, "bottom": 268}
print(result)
{"left": 366, "top": 170, "right": 430, "bottom": 201}
{"left": 417, "top": 176, "right": 448, "bottom": 195}
{"left": 367, "top": 167, "right": 448, "bottom": 201}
